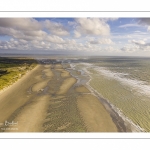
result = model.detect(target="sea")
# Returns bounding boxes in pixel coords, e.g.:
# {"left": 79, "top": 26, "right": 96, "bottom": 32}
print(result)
{"left": 68, "top": 56, "right": 150, "bottom": 132}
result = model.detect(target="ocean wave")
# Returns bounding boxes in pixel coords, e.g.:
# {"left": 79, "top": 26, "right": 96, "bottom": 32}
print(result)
{"left": 70, "top": 62, "right": 146, "bottom": 132}
{"left": 80, "top": 63, "right": 150, "bottom": 97}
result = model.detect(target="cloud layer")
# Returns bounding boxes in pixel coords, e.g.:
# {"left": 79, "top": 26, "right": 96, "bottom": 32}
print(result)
{"left": 0, "top": 18, "right": 114, "bottom": 53}
{"left": 0, "top": 18, "right": 150, "bottom": 56}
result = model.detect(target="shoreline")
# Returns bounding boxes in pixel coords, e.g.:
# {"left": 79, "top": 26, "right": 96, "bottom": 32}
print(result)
{"left": 86, "top": 78, "right": 145, "bottom": 132}
{"left": 85, "top": 70, "right": 145, "bottom": 132}
{"left": 69, "top": 62, "right": 145, "bottom": 132}
{"left": 62, "top": 62, "right": 118, "bottom": 131}
{"left": 84, "top": 65, "right": 145, "bottom": 132}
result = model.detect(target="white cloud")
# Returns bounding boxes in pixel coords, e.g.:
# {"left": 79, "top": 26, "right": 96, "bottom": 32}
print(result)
{"left": 23, "top": 30, "right": 47, "bottom": 37}
{"left": 74, "top": 18, "right": 110, "bottom": 36}
{"left": 147, "top": 26, "right": 150, "bottom": 31}
{"left": 42, "top": 20, "right": 69, "bottom": 36}
{"left": 74, "top": 30, "right": 81, "bottom": 38}
{"left": 46, "top": 35, "right": 65, "bottom": 44}
{"left": 119, "top": 24, "right": 140, "bottom": 28}
{"left": 129, "top": 39, "right": 146, "bottom": 45}
{"left": 0, "top": 18, "right": 115, "bottom": 53}
{"left": 0, "top": 18, "right": 41, "bottom": 31}
{"left": 121, "top": 44, "right": 139, "bottom": 52}
{"left": 121, "top": 41, "right": 150, "bottom": 53}
{"left": 0, "top": 27, "right": 21, "bottom": 37}
{"left": 89, "top": 38, "right": 115, "bottom": 45}
{"left": 0, "top": 26, "right": 47, "bottom": 41}
{"left": 0, "top": 18, "right": 69, "bottom": 44}
{"left": 19, "top": 39, "right": 29, "bottom": 44}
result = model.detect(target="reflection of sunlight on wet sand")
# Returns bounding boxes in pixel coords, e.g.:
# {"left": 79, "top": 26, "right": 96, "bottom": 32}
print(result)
{"left": 7, "top": 95, "right": 50, "bottom": 132}
{"left": 77, "top": 94, "right": 117, "bottom": 132}
{"left": 57, "top": 77, "right": 76, "bottom": 95}
{"left": 32, "top": 79, "right": 50, "bottom": 92}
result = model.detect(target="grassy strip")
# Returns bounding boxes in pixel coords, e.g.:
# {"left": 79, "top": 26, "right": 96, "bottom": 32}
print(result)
{"left": 0, "top": 57, "right": 37, "bottom": 90}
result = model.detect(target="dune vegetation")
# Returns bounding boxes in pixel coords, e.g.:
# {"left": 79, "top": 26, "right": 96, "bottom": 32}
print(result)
{"left": 0, "top": 57, "right": 37, "bottom": 91}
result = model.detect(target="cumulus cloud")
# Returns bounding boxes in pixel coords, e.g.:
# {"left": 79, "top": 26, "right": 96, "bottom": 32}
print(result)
{"left": 89, "top": 38, "right": 114, "bottom": 45}
{"left": 128, "top": 39, "right": 150, "bottom": 48}
{"left": 122, "top": 39, "right": 150, "bottom": 52}
{"left": 0, "top": 37, "right": 116, "bottom": 53}
{"left": 46, "top": 35, "right": 65, "bottom": 44}
{"left": 121, "top": 44, "right": 139, "bottom": 52}
{"left": 72, "top": 18, "right": 116, "bottom": 38}
{"left": 23, "top": 30, "right": 47, "bottom": 37}
{"left": 0, "top": 27, "right": 19, "bottom": 37}
{"left": 0, "top": 39, "right": 52, "bottom": 51}
{"left": 0, "top": 18, "right": 69, "bottom": 39}
{"left": 42, "top": 20, "right": 69, "bottom": 36}
{"left": 0, "top": 18, "right": 114, "bottom": 53}
{"left": 74, "top": 18, "right": 110, "bottom": 37}
{"left": 18, "top": 39, "right": 28, "bottom": 44}
{"left": 0, "top": 26, "right": 47, "bottom": 41}
{"left": 0, "top": 18, "right": 41, "bottom": 31}
{"left": 74, "top": 30, "right": 81, "bottom": 38}
{"left": 129, "top": 39, "right": 146, "bottom": 45}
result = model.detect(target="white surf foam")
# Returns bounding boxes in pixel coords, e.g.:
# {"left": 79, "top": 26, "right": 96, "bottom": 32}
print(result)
{"left": 70, "top": 62, "right": 146, "bottom": 132}
{"left": 80, "top": 63, "right": 150, "bottom": 97}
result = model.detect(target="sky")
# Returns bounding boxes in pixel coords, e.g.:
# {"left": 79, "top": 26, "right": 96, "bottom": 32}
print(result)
{"left": 0, "top": 18, "right": 150, "bottom": 56}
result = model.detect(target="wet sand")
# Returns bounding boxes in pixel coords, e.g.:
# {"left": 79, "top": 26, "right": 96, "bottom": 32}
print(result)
{"left": 77, "top": 94, "right": 117, "bottom": 132}
{"left": 57, "top": 77, "right": 77, "bottom": 95}
{"left": 0, "top": 60, "right": 121, "bottom": 132}
{"left": 7, "top": 95, "right": 50, "bottom": 132}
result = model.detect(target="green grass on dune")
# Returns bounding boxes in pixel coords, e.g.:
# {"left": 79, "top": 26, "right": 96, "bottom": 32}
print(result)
{"left": 0, "top": 57, "right": 37, "bottom": 90}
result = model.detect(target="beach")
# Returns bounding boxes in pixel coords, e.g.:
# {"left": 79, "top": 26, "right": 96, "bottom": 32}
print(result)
{"left": 0, "top": 59, "right": 123, "bottom": 132}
